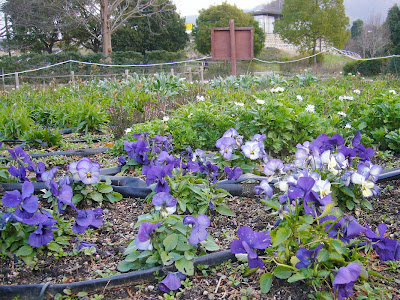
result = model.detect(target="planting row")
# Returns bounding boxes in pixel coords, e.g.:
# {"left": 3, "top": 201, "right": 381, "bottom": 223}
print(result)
{"left": 1, "top": 128, "right": 399, "bottom": 299}
{"left": 1, "top": 73, "right": 400, "bottom": 156}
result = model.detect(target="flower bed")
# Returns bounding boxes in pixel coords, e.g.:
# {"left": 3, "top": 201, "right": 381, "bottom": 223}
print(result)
{"left": 1, "top": 127, "right": 400, "bottom": 300}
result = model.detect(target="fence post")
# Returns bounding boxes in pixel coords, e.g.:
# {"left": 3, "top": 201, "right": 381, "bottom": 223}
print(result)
{"left": 199, "top": 66, "right": 204, "bottom": 83}
{"left": 71, "top": 71, "right": 75, "bottom": 87}
{"left": 15, "top": 72, "right": 19, "bottom": 89}
{"left": 170, "top": 68, "right": 174, "bottom": 76}
{"left": 125, "top": 69, "right": 129, "bottom": 78}
{"left": 188, "top": 67, "right": 192, "bottom": 82}
{"left": 2, "top": 68, "right": 5, "bottom": 91}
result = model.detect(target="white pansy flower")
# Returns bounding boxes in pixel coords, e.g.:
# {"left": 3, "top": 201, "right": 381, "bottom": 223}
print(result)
{"left": 196, "top": 95, "right": 205, "bottom": 101}
{"left": 296, "top": 95, "right": 303, "bottom": 101}
{"left": 389, "top": 90, "right": 397, "bottom": 95}
{"left": 339, "top": 95, "right": 354, "bottom": 101}
{"left": 270, "top": 87, "right": 285, "bottom": 93}
{"left": 305, "top": 104, "right": 315, "bottom": 113}
{"left": 234, "top": 102, "right": 244, "bottom": 107}
{"left": 256, "top": 99, "right": 265, "bottom": 105}
{"left": 125, "top": 128, "right": 132, "bottom": 134}
{"left": 313, "top": 179, "right": 332, "bottom": 198}
{"left": 353, "top": 89, "right": 361, "bottom": 95}
{"left": 345, "top": 123, "right": 352, "bottom": 129}
{"left": 337, "top": 111, "right": 347, "bottom": 117}
{"left": 163, "top": 116, "right": 170, "bottom": 122}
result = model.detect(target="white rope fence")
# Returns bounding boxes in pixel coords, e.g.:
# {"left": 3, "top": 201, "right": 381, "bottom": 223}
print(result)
{"left": 2, "top": 47, "right": 400, "bottom": 85}
{"left": 1, "top": 56, "right": 212, "bottom": 78}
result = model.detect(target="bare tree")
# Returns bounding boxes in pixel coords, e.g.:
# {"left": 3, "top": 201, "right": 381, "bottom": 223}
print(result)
{"left": 346, "top": 14, "right": 390, "bottom": 58}
{"left": 73, "top": 0, "right": 173, "bottom": 59}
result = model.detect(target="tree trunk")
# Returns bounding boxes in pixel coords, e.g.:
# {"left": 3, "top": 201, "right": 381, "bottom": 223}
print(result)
{"left": 101, "top": 0, "right": 112, "bottom": 61}
{"left": 312, "top": 39, "right": 317, "bottom": 65}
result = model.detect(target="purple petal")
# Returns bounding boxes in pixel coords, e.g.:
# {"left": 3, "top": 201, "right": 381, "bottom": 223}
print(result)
{"left": 2, "top": 190, "right": 21, "bottom": 207}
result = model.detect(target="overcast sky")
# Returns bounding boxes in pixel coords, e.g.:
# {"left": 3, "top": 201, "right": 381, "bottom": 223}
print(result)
{"left": 172, "top": 0, "right": 269, "bottom": 16}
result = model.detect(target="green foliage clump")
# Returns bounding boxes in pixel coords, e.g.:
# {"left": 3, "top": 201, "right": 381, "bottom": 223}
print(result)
{"left": 343, "top": 60, "right": 384, "bottom": 76}
{"left": 23, "top": 127, "right": 62, "bottom": 147}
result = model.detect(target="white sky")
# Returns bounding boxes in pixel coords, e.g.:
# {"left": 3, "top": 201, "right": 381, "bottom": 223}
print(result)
{"left": 172, "top": 0, "right": 270, "bottom": 16}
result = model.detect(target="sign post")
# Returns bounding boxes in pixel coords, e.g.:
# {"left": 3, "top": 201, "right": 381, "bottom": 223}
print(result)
{"left": 211, "top": 19, "right": 254, "bottom": 76}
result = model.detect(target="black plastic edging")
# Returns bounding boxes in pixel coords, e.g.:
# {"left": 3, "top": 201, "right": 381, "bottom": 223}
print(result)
{"left": 0, "top": 250, "right": 236, "bottom": 300}
{"left": 2, "top": 168, "right": 400, "bottom": 199}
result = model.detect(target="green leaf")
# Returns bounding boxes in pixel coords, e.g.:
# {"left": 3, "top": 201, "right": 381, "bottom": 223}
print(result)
{"left": 160, "top": 251, "right": 174, "bottom": 265}
{"left": 15, "top": 245, "right": 33, "bottom": 257}
{"left": 215, "top": 204, "right": 236, "bottom": 217}
{"left": 146, "top": 254, "right": 160, "bottom": 265}
{"left": 287, "top": 272, "right": 306, "bottom": 283}
{"left": 272, "top": 227, "right": 291, "bottom": 247}
{"left": 163, "top": 233, "right": 178, "bottom": 252}
{"left": 340, "top": 186, "right": 355, "bottom": 198}
{"left": 89, "top": 191, "right": 104, "bottom": 202}
{"left": 175, "top": 258, "right": 194, "bottom": 276}
{"left": 106, "top": 192, "right": 123, "bottom": 203}
{"left": 262, "top": 199, "right": 279, "bottom": 210}
{"left": 361, "top": 199, "right": 373, "bottom": 210}
{"left": 260, "top": 272, "right": 273, "bottom": 293}
{"left": 71, "top": 194, "right": 83, "bottom": 204}
{"left": 273, "top": 265, "right": 293, "bottom": 279}
{"left": 346, "top": 199, "right": 354, "bottom": 210}
{"left": 201, "top": 236, "right": 220, "bottom": 251}
{"left": 330, "top": 240, "right": 345, "bottom": 255}
{"left": 46, "top": 242, "right": 62, "bottom": 252}
{"left": 97, "top": 182, "right": 113, "bottom": 193}
{"left": 117, "top": 261, "right": 134, "bottom": 272}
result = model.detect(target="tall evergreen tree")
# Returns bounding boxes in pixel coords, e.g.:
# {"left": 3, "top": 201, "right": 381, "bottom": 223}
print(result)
{"left": 351, "top": 19, "right": 364, "bottom": 40}
{"left": 274, "top": 0, "right": 350, "bottom": 63}
{"left": 385, "top": 4, "right": 400, "bottom": 54}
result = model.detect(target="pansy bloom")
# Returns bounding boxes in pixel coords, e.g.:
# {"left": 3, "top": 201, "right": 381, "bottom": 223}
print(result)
{"left": 152, "top": 192, "right": 177, "bottom": 217}
{"left": 183, "top": 214, "right": 210, "bottom": 245}
{"left": 333, "top": 262, "right": 361, "bottom": 300}
{"left": 230, "top": 226, "right": 271, "bottom": 268}
{"left": 135, "top": 221, "right": 161, "bottom": 250}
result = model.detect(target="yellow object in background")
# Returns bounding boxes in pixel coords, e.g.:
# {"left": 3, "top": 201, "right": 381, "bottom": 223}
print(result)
{"left": 185, "top": 24, "right": 193, "bottom": 31}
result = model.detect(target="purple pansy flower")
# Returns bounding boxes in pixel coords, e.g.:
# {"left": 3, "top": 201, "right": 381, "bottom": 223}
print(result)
{"left": 295, "top": 244, "right": 324, "bottom": 269}
{"left": 199, "top": 161, "right": 219, "bottom": 183}
{"left": 143, "top": 163, "right": 174, "bottom": 193}
{"left": 135, "top": 221, "right": 161, "bottom": 250}
{"left": 254, "top": 180, "right": 273, "bottom": 198}
{"left": 69, "top": 157, "right": 90, "bottom": 181}
{"left": 159, "top": 272, "right": 186, "bottom": 293}
{"left": 216, "top": 136, "right": 236, "bottom": 160}
{"left": 76, "top": 241, "right": 98, "bottom": 255}
{"left": 230, "top": 226, "right": 271, "bottom": 269}
{"left": 365, "top": 224, "right": 400, "bottom": 261}
{"left": 263, "top": 159, "right": 284, "bottom": 178}
{"left": 222, "top": 128, "right": 243, "bottom": 147}
{"left": 183, "top": 214, "right": 210, "bottom": 245}
{"left": 287, "top": 176, "right": 315, "bottom": 200}
{"left": 72, "top": 208, "right": 103, "bottom": 233}
{"left": 8, "top": 165, "right": 28, "bottom": 182}
{"left": 241, "top": 141, "right": 263, "bottom": 160}
{"left": 76, "top": 158, "right": 100, "bottom": 184}
{"left": 333, "top": 262, "right": 361, "bottom": 300}
{"left": 224, "top": 166, "right": 243, "bottom": 181}
{"left": 2, "top": 181, "right": 39, "bottom": 218}
{"left": 23, "top": 212, "right": 58, "bottom": 247}
{"left": 152, "top": 192, "right": 177, "bottom": 217}
{"left": 325, "top": 215, "right": 366, "bottom": 243}
{"left": 35, "top": 162, "right": 58, "bottom": 182}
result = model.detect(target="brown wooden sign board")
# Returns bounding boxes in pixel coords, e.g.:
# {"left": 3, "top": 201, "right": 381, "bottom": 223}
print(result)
{"left": 211, "top": 27, "right": 254, "bottom": 60}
